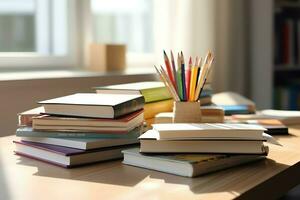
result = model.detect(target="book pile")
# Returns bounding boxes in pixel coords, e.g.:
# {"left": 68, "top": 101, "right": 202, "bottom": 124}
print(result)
{"left": 123, "top": 123, "right": 279, "bottom": 177}
{"left": 15, "top": 93, "right": 145, "bottom": 168}
{"left": 225, "top": 109, "right": 300, "bottom": 135}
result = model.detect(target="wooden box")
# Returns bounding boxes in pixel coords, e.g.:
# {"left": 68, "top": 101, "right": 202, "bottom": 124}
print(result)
{"left": 172, "top": 101, "right": 202, "bottom": 123}
{"left": 89, "top": 44, "right": 126, "bottom": 71}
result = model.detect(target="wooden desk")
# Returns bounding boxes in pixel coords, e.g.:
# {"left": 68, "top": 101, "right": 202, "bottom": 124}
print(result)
{"left": 2, "top": 128, "right": 300, "bottom": 200}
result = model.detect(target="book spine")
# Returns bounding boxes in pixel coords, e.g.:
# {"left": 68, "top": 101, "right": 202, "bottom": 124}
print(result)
{"left": 16, "top": 127, "right": 142, "bottom": 139}
{"left": 113, "top": 96, "right": 145, "bottom": 118}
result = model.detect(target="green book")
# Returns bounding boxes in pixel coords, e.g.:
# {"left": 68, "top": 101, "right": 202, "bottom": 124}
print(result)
{"left": 16, "top": 126, "right": 142, "bottom": 139}
{"left": 93, "top": 81, "right": 172, "bottom": 103}
{"left": 122, "top": 148, "right": 266, "bottom": 177}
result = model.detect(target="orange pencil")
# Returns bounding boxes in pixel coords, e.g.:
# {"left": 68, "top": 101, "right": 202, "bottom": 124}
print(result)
{"left": 186, "top": 57, "right": 192, "bottom": 101}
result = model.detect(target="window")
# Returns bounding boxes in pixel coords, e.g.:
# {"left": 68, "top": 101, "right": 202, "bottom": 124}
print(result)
{"left": 0, "top": 0, "right": 77, "bottom": 68}
{"left": 0, "top": 0, "right": 164, "bottom": 68}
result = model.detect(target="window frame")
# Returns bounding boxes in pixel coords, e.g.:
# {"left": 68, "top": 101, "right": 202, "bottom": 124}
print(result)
{"left": 0, "top": 0, "right": 166, "bottom": 69}
{"left": 0, "top": 0, "right": 81, "bottom": 69}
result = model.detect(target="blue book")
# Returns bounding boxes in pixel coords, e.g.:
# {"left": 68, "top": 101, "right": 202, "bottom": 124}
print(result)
{"left": 219, "top": 105, "right": 254, "bottom": 116}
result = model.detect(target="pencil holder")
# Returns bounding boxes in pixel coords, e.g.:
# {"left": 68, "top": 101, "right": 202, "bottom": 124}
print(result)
{"left": 172, "top": 101, "right": 202, "bottom": 123}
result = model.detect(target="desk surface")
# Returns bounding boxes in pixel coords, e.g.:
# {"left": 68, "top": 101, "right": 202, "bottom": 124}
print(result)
{"left": 2, "top": 128, "right": 300, "bottom": 200}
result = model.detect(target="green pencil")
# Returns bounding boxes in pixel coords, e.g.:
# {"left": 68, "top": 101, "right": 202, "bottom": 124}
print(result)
{"left": 177, "top": 53, "right": 183, "bottom": 100}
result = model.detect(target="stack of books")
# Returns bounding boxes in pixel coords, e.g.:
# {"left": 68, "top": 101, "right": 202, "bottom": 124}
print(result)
{"left": 225, "top": 109, "right": 300, "bottom": 135}
{"left": 94, "top": 81, "right": 174, "bottom": 128}
{"left": 15, "top": 93, "right": 145, "bottom": 168}
{"left": 123, "top": 123, "right": 278, "bottom": 177}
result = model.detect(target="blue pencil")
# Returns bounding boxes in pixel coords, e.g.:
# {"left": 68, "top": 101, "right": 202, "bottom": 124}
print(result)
{"left": 181, "top": 51, "right": 187, "bottom": 101}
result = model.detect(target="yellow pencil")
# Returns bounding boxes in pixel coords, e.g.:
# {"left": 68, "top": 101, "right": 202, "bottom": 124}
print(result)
{"left": 189, "top": 65, "right": 198, "bottom": 101}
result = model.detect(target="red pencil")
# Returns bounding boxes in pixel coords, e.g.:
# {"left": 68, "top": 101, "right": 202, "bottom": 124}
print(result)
{"left": 163, "top": 50, "right": 175, "bottom": 86}
{"left": 186, "top": 56, "right": 192, "bottom": 101}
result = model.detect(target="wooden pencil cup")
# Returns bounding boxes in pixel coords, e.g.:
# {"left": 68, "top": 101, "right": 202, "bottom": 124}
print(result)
{"left": 172, "top": 101, "right": 202, "bottom": 123}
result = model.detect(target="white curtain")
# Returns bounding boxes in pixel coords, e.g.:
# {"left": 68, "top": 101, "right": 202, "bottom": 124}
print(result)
{"left": 154, "top": 0, "right": 249, "bottom": 96}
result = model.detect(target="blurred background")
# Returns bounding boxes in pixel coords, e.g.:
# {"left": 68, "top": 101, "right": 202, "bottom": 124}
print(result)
{"left": 0, "top": 0, "right": 299, "bottom": 135}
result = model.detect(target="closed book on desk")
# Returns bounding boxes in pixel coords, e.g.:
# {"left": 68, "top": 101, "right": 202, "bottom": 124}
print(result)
{"left": 94, "top": 81, "right": 172, "bottom": 103}
{"left": 212, "top": 92, "right": 256, "bottom": 114}
{"left": 18, "top": 106, "right": 44, "bottom": 126}
{"left": 122, "top": 148, "right": 266, "bottom": 177}
{"left": 144, "top": 99, "right": 173, "bottom": 119}
{"left": 232, "top": 109, "right": 300, "bottom": 125}
{"left": 20, "top": 137, "right": 138, "bottom": 150}
{"left": 16, "top": 126, "right": 142, "bottom": 139}
{"left": 139, "top": 130, "right": 268, "bottom": 154}
{"left": 14, "top": 140, "right": 137, "bottom": 168}
{"left": 39, "top": 93, "right": 144, "bottom": 119}
{"left": 32, "top": 110, "right": 144, "bottom": 133}
{"left": 151, "top": 123, "right": 266, "bottom": 140}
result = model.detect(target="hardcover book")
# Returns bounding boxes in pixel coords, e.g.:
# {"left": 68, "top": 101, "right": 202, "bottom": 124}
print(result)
{"left": 32, "top": 110, "right": 144, "bottom": 132}
{"left": 139, "top": 130, "right": 269, "bottom": 154}
{"left": 94, "top": 81, "right": 172, "bottom": 103}
{"left": 16, "top": 126, "right": 143, "bottom": 139}
{"left": 122, "top": 148, "right": 266, "bottom": 177}
{"left": 38, "top": 93, "right": 145, "bottom": 118}
{"left": 14, "top": 140, "right": 137, "bottom": 168}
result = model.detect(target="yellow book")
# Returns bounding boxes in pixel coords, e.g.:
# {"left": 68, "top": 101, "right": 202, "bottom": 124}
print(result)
{"left": 144, "top": 99, "right": 173, "bottom": 119}
{"left": 189, "top": 66, "right": 198, "bottom": 101}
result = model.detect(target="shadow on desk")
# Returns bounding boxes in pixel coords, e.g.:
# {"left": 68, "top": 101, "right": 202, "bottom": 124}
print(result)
{"left": 15, "top": 156, "right": 289, "bottom": 196}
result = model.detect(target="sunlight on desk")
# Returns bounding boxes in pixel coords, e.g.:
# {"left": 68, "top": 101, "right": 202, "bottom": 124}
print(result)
{"left": 1, "top": 129, "right": 300, "bottom": 199}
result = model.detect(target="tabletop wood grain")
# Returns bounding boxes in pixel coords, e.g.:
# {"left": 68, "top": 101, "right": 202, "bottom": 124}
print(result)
{"left": 1, "top": 127, "right": 300, "bottom": 200}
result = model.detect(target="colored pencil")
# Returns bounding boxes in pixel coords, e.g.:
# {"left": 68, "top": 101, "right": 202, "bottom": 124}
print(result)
{"left": 154, "top": 65, "right": 179, "bottom": 101}
{"left": 181, "top": 52, "right": 187, "bottom": 101}
{"left": 189, "top": 61, "right": 198, "bottom": 101}
{"left": 176, "top": 53, "right": 183, "bottom": 100}
{"left": 194, "top": 51, "right": 213, "bottom": 101}
{"left": 159, "top": 65, "right": 180, "bottom": 101}
{"left": 199, "top": 56, "right": 214, "bottom": 98}
{"left": 163, "top": 50, "right": 175, "bottom": 86}
{"left": 186, "top": 57, "right": 192, "bottom": 101}
{"left": 156, "top": 50, "right": 214, "bottom": 102}
{"left": 194, "top": 57, "right": 202, "bottom": 94}
{"left": 170, "top": 50, "right": 178, "bottom": 92}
